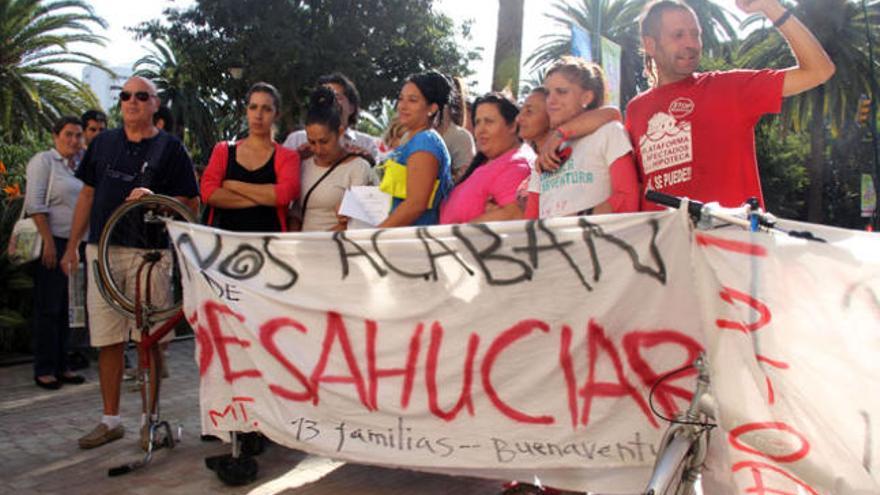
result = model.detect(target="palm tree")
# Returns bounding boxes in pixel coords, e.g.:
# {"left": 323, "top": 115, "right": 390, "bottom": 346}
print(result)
{"left": 739, "top": 0, "right": 880, "bottom": 223}
{"left": 133, "top": 36, "right": 219, "bottom": 163}
{"left": 526, "top": 0, "right": 738, "bottom": 107}
{"left": 493, "top": 0, "right": 525, "bottom": 97}
{"left": 527, "top": 0, "right": 644, "bottom": 104}
{"left": 0, "top": 0, "right": 108, "bottom": 138}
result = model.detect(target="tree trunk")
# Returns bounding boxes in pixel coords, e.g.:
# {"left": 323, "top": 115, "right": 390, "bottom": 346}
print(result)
{"left": 492, "top": 0, "right": 524, "bottom": 98}
{"left": 806, "top": 86, "right": 826, "bottom": 223}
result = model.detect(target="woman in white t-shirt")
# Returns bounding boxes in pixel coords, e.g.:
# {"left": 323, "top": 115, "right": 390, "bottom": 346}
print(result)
{"left": 298, "top": 86, "right": 376, "bottom": 231}
{"left": 525, "top": 56, "right": 638, "bottom": 219}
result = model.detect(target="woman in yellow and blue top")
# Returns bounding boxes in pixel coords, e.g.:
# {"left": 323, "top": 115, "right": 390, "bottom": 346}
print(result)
{"left": 378, "top": 71, "right": 453, "bottom": 227}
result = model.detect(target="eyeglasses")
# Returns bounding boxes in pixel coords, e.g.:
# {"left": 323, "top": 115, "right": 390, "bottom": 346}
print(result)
{"left": 119, "top": 91, "right": 155, "bottom": 102}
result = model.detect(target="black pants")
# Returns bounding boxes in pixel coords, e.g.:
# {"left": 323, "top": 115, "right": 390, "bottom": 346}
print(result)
{"left": 32, "top": 236, "right": 70, "bottom": 378}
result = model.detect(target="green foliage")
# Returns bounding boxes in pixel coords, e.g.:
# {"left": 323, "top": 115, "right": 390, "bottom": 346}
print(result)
{"left": 526, "top": 0, "right": 646, "bottom": 106}
{"left": 0, "top": 0, "right": 109, "bottom": 139}
{"left": 526, "top": 0, "right": 739, "bottom": 108}
{"left": 133, "top": 0, "right": 479, "bottom": 146}
{"left": 755, "top": 119, "right": 809, "bottom": 220}
{"left": 739, "top": 0, "right": 880, "bottom": 223}
{"left": 824, "top": 121, "right": 876, "bottom": 228}
{"left": 0, "top": 136, "right": 42, "bottom": 352}
{"left": 739, "top": 0, "right": 879, "bottom": 136}
{"left": 357, "top": 99, "right": 398, "bottom": 138}
{"left": 133, "top": 36, "right": 220, "bottom": 164}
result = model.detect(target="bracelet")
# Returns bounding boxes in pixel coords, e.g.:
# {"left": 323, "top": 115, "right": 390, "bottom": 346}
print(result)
{"left": 773, "top": 8, "right": 793, "bottom": 28}
{"left": 554, "top": 127, "right": 572, "bottom": 142}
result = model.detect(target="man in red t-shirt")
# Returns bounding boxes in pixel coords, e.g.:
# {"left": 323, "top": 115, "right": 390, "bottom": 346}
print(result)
{"left": 548, "top": 0, "right": 834, "bottom": 209}
{"left": 627, "top": 0, "right": 834, "bottom": 209}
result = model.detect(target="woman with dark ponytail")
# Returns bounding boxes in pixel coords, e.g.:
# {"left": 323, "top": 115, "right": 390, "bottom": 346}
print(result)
{"left": 440, "top": 92, "right": 532, "bottom": 224}
{"left": 377, "top": 70, "right": 454, "bottom": 227}
{"left": 296, "top": 86, "right": 376, "bottom": 231}
{"left": 201, "top": 82, "right": 300, "bottom": 231}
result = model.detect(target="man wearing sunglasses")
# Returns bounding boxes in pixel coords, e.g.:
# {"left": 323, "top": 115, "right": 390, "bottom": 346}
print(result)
{"left": 61, "top": 76, "right": 199, "bottom": 450}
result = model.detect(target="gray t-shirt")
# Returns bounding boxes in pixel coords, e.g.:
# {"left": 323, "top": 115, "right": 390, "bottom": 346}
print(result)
{"left": 442, "top": 124, "right": 475, "bottom": 181}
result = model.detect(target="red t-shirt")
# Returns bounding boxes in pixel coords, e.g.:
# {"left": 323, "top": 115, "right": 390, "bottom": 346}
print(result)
{"left": 625, "top": 70, "right": 785, "bottom": 210}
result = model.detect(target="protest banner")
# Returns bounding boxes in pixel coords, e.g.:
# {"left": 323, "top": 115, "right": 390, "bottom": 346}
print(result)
{"left": 166, "top": 210, "right": 880, "bottom": 492}
{"left": 694, "top": 219, "right": 880, "bottom": 494}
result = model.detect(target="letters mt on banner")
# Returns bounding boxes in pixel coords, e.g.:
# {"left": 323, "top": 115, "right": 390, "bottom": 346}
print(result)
{"left": 166, "top": 209, "right": 880, "bottom": 494}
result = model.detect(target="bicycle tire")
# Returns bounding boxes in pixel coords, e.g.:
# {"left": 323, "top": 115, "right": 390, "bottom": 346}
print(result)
{"left": 96, "top": 194, "right": 196, "bottom": 321}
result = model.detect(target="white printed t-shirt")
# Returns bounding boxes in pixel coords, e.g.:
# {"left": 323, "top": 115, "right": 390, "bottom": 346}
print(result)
{"left": 528, "top": 121, "right": 632, "bottom": 218}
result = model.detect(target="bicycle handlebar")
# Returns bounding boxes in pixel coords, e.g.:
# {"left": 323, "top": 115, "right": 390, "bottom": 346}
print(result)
{"left": 645, "top": 190, "right": 704, "bottom": 219}
{"left": 645, "top": 190, "right": 826, "bottom": 242}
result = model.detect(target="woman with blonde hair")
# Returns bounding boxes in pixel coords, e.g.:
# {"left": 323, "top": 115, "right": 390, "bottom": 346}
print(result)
{"left": 525, "top": 57, "right": 638, "bottom": 218}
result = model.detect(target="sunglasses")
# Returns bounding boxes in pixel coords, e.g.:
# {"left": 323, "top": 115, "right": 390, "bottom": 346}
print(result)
{"left": 119, "top": 91, "right": 155, "bottom": 102}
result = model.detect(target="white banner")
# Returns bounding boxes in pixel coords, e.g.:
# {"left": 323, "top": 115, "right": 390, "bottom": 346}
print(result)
{"left": 693, "top": 220, "right": 880, "bottom": 494}
{"left": 169, "top": 212, "right": 703, "bottom": 492}
{"left": 166, "top": 211, "right": 880, "bottom": 493}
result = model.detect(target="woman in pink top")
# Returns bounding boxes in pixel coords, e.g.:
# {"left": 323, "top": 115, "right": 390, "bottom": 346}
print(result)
{"left": 440, "top": 92, "right": 532, "bottom": 224}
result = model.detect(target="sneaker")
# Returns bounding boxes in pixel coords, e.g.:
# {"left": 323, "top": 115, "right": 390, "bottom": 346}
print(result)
{"left": 78, "top": 423, "right": 124, "bottom": 449}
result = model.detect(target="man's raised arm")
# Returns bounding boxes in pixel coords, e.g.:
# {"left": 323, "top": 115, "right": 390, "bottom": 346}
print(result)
{"left": 738, "top": 0, "right": 835, "bottom": 97}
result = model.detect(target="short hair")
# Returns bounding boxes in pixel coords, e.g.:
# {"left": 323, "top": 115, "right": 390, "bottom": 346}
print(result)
{"left": 317, "top": 73, "right": 361, "bottom": 127}
{"left": 405, "top": 70, "right": 453, "bottom": 129}
{"left": 52, "top": 116, "right": 82, "bottom": 135}
{"left": 640, "top": 0, "right": 695, "bottom": 40}
{"left": 545, "top": 56, "right": 607, "bottom": 110}
{"left": 639, "top": 0, "right": 697, "bottom": 86}
{"left": 80, "top": 109, "right": 107, "bottom": 128}
{"left": 529, "top": 86, "right": 549, "bottom": 98}
{"left": 305, "top": 85, "right": 343, "bottom": 132}
{"left": 245, "top": 82, "right": 282, "bottom": 114}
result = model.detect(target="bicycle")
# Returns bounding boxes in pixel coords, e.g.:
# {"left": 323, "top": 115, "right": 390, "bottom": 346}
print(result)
{"left": 636, "top": 191, "right": 824, "bottom": 494}
{"left": 91, "top": 194, "right": 196, "bottom": 476}
{"left": 499, "top": 354, "right": 715, "bottom": 495}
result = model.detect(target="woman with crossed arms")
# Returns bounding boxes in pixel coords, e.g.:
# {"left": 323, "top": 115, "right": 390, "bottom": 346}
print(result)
{"left": 201, "top": 82, "right": 300, "bottom": 232}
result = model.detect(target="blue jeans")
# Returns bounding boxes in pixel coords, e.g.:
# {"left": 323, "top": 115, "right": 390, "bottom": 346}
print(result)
{"left": 32, "top": 236, "right": 70, "bottom": 378}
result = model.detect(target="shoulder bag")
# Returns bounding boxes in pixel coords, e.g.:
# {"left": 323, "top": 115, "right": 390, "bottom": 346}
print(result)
{"left": 7, "top": 165, "right": 55, "bottom": 265}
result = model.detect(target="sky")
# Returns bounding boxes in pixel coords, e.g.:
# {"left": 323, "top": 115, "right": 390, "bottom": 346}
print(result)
{"left": 70, "top": 0, "right": 746, "bottom": 93}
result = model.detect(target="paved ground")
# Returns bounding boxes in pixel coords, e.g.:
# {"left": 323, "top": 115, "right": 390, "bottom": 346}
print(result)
{"left": 0, "top": 339, "right": 504, "bottom": 494}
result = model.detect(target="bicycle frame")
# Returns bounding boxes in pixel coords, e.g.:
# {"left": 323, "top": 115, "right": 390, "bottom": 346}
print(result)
{"left": 94, "top": 195, "right": 195, "bottom": 477}
{"left": 108, "top": 251, "right": 184, "bottom": 477}
{"left": 643, "top": 355, "right": 714, "bottom": 495}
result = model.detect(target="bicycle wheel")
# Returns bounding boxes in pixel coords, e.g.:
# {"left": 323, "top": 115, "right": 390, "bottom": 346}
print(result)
{"left": 96, "top": 194, "right": 196, "bottom": 322}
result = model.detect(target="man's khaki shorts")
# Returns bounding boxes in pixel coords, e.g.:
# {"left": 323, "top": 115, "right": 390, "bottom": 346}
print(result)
{"left": 86, "top": 243, "right": 176, "bottom": 347}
